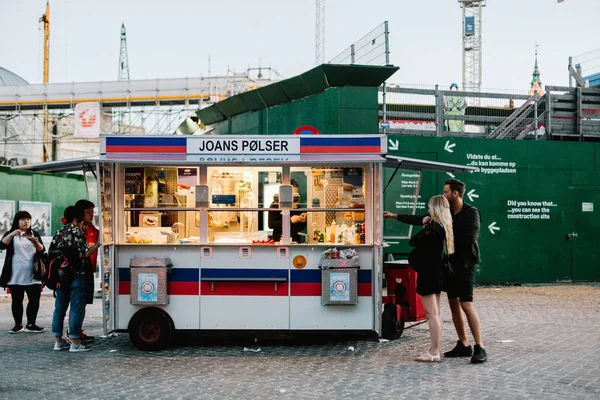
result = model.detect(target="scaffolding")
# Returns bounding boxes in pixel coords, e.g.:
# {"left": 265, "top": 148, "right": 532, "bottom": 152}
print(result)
{"left": 0, "top": 72, "right": 278, "bottom": 165}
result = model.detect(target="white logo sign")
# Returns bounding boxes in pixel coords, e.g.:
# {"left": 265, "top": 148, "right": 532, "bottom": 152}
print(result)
{"left": 74, "top": 102, "right": 101, "bottom": 138}
{"left": 187, "top": 138, "right": 300, "bottom": 154}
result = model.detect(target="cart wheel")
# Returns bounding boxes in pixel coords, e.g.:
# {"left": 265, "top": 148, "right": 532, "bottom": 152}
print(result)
{"left": 128, "top": 308, "right": 174, "bottom": 351}
{"left": 382, "top": 303, "right": 404, "bottom": 340}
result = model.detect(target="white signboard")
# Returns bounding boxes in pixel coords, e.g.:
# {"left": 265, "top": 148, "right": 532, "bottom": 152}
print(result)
{"left": 582, "top": 202, "right": 594, "bottom": 212}
{"left": 74, "top": 102, "right": 101, "bottom": 138}
{"left": 187, "top": 137, "right": 300, "bottom": 155}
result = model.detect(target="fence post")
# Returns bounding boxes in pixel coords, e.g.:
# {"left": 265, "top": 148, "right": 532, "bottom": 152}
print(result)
{"left": 384, "top": 21, "right": 390, "bottom": 66}
{"left": 568, "top": 56, "right": 573, "bottom": 88}
{"left": 546, "top": 90, "right": 552, "bottom": 138}
{"left": 382, "top": 83, "right": 387, "bottom": 130}
{"left": 577, "top": 87, "right": 583, "bottom": 141}
{"left": 350, "top": 45, "right": 355, "bottom": 64}
{"left": 435, "top": 84, "right": 442, "bottom": 136}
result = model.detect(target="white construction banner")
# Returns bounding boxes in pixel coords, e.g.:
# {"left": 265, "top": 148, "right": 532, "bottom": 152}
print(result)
{"left": 74, "top": 102, "right": 101, "bottom": 138}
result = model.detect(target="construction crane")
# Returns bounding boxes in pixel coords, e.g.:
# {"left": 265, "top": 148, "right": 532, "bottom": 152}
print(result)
{"left": 119, "top": 23, "right": 130, "bottom": 81}
{"left": 39, "top": 1, "right": 50, "bottom": 84}
{"left": 39, "top": 1, "right": 50, "bottom": 161}
{"left": 315, "top": 0, "right": 325, "bottom": 65}
{"left": 458, "top": 0, "right": 485, "bottom": 95}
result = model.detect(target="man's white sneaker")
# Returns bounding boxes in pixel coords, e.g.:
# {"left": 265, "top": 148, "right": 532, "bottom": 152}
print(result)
{"left": 69, "top": 343, "right": 91, "bottom": 352}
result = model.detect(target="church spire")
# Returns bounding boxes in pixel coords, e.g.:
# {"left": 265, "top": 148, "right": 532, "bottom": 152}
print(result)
{"left": 531, "top": 45, "right": 541, "bottom": 87}
{"left": 529, "top": 43, "right": 544, "bottom": 96}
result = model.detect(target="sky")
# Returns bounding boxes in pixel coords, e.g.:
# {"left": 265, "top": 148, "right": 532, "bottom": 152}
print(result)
{"left": 1, "top": 0, "right": 599, "bottom": 91}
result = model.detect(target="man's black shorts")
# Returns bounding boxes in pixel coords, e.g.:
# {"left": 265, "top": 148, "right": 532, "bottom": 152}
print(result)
{"left": 444, "top": 264, "right": 475, "bottom": 302}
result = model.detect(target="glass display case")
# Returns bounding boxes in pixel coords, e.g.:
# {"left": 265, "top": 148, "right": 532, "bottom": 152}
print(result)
{"left": 118, "top": 164, "right": 372, "bottom": 245}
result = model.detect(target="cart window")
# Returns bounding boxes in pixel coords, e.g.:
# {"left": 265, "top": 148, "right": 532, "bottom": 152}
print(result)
{"left": 284, "top": 166, "right": 370, "bottom": 245}
{"left": 383, "top": 168, "right": 423, "bottom": 239}
{"left": 207, "top": 166, "right": 282, "bottom": 244}
{"left": 123, "top": 166, "right": 200, "bottom": 245}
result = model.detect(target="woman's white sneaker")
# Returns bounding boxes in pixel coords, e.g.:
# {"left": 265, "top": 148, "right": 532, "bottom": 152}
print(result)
{"left": 53, "top": 341, "right": 69, "bottom": 351}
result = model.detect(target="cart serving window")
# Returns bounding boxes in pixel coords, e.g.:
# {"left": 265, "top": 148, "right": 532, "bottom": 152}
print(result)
{"left": 15, "top": 134, "right": 475, "bottom": 350}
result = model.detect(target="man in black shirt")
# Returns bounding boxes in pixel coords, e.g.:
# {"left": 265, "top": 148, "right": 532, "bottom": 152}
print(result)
{"left": 383, "top": 179, "right": 487, "bottom": 363}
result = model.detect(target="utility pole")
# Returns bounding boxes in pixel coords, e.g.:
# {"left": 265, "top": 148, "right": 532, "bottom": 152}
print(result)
{"left": 118, "top": 23, "right": 130, "bottom": 81}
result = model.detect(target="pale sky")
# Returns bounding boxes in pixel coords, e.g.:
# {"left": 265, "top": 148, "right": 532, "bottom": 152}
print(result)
{"left": 1, "top": 0, "right": 599, "bottom": 91}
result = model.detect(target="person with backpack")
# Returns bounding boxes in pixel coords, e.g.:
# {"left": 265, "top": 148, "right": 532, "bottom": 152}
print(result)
{"left": 66, "top": 199, "right": 100, "bottom": 344}
{"left": 50, "top": 206, "right": 100, "bottom": 352}
{"left": 0, "top": 211, "right": 46, "bottom": 333}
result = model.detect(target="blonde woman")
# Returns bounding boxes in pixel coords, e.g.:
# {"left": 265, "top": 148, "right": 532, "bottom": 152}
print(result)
{"left": 407, "top": 195, "right": 454, "bottom": 362}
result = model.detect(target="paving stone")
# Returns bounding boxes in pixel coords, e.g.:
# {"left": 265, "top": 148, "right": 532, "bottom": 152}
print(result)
{"left": 0, "top": 283, "right": 599, "bottom": 399}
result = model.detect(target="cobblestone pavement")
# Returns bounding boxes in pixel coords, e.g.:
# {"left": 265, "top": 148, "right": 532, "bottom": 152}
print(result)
{"left": 1, "top": 284, "right": 599, "bottom": 400}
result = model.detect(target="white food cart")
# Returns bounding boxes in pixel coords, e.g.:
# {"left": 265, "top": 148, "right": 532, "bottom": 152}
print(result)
{"left": 19, "top": 134, "right": 473, "bottom": 350}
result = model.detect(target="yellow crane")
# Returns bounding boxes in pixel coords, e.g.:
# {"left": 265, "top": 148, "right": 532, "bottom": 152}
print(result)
{"left": 40, "top": 1, "right": 50, "bottom": 84}
{"left": 40, "top": 1, "right": 50, "bottom": 161}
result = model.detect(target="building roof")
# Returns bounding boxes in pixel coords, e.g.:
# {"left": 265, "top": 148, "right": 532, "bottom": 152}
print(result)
{"left": 196, "top": 64, "right": 399, "bottom": 126}
{"left": 0, "top": 67, "right": 29, "bottom": 86}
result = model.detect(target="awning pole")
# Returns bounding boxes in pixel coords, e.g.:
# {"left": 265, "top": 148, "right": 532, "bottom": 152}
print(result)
{"left": 383, "top": 163, "right": 401, "bottom": 194}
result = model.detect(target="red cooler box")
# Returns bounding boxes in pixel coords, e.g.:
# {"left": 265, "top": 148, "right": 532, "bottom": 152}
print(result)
{"left": 383, "top": 260, "right": 426, "bottom": 323}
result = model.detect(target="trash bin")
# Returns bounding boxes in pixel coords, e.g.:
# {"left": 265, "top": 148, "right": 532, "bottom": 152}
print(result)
{"left": 383, "top": 260, "right": 426, "bottom": 324}
{"left": 130, "top": 257, "right": 171, "bottom": 306}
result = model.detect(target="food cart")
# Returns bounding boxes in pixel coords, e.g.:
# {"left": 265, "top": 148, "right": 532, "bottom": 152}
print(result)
{"left": 18, "top": 134, "right": 474, "bottom": 350}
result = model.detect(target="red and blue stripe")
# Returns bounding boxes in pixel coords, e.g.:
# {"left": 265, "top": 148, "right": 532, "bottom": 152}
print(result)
{"left": 106, "top": 137, "right": 187, "bottom": 154}
{"left": 118, "top": 268, "right": 372, "bottom": 297}
{"left": 300, "top": 137, "right": 381, "bottom": 154}
{"left": 119, "top": 268, "right": 199, "bottom": 295}
{"left": 290, "top": 269, "right": 372, "bottom": 297}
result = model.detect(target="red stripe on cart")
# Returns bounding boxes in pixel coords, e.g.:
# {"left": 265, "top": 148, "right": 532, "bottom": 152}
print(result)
{"left": 200, "top": 282, "right": 288, "bottom": 296}
{"left": 118, "top": 281, "right": 199, "bottom": 295}
{"left": 291, "top": 283, "right": 372, "bottom": 296}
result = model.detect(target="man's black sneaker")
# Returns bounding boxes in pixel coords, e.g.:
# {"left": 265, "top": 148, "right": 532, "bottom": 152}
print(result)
{"left": 9, "top": 325, "right": 24, "bottom": 334}
{"left": 25, "top": 324, "right": 45, "bottom": 333}
{"left": 471, "top": 344, "right": 487, "bottom": 364}
{"left": 443, "top": 341, "right": 473, "bottom": 357}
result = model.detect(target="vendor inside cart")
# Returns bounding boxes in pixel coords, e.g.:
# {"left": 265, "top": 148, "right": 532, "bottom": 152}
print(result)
{"left": 268, "top": 179, "right": 307, "bottom": 243}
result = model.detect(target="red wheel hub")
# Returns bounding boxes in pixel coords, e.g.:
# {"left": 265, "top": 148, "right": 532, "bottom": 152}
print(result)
{"left": 138, "top": 320, "right": 160, "bottom": 343}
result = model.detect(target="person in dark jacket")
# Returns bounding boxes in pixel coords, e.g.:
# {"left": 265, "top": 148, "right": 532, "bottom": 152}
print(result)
{"left": 0, "top": 211, "right": 46, "bottom": 333}
{"left": 50, "top": 206, "right": 100, "bottom": 353}
{"left": 408, "top": 195, "right": 454, "bottom": 362}
{"left": 268, "top": 179, "right": 307, "bottom": 243}
{"left": 384, "top": 178, "right": 487, "bottom": 364}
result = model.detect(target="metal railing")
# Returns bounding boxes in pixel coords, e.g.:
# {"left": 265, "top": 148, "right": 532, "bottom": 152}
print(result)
{"left": 378, "top": 85, "right": 535, "bottom": 138}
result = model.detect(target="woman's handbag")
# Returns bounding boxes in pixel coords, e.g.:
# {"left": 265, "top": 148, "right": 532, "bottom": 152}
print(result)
{"left": 33, "top": 253, "right": 49, "bottom": 282}
{"left": 443, "top": 242, "right": 454, "bottom": 277}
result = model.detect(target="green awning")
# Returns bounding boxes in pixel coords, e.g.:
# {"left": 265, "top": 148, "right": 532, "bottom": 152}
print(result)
{"left": 197, "top": 64, "right": 399, "bottom": 126}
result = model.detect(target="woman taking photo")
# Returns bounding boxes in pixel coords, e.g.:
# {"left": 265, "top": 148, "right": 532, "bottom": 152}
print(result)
{"left": 0, "top": 211, "right": 46, "bottom": 333}
{"left": 408, "top": 195, "right": 454, "bottom": 362}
